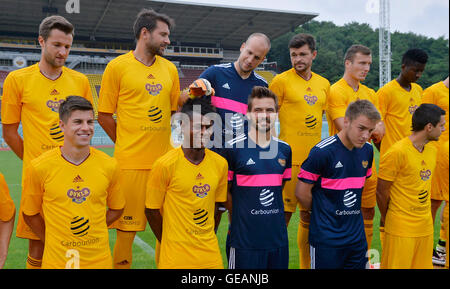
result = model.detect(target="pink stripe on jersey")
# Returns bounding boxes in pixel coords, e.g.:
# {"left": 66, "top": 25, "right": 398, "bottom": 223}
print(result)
{"left": 283, "top": 168, "right": 292, "bottom": 179}
{"left": 211, "top": 95, "right": 248, "bottom": 114}
{"left": 228, "top": 171, "right": 234, "bottom": 181}
{"left": 298, "top": 169, "right": 320, "bottom": 182}
{"left": 321, "top": 176, "right": 366, "bottom": 190}
{"left": 366, "top": 168, "right": 372, "bottom": 178}
{"left": 236, "top": 174, "right": 283, "bottom": 187}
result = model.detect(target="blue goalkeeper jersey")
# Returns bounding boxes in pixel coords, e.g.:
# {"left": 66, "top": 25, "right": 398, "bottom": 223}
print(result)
{"left": 199, "top": 63, "right": 268, "bottom": 147}
{"left": 223, "top": 135, "right": 291, "bottom": 249}
{"left": 298, "top": 135, "right": 373, "bottom": 248}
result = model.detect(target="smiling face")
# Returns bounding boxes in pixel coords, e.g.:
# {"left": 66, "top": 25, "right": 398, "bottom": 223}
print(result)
{"left": 39, "top": 28, "right": 73, "bottom": 69}
{"left": 247, "top": 97, "right": 277, "bottom": 134}
{"left": 60, "top": 110, "right": 95, "bottom": 149}
{"left": 345, "top": 52, "right": 372, "bottom": 82}
{"left": 182, "top": 112, "right": 213, "bottom": 149}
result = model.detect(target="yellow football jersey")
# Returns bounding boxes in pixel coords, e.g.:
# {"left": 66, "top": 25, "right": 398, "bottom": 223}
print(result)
{"left": 0, "top": 63, "right": 93, "bottom": 174}
{"left": 21, "top": 147, "right": 125, "bottom": 269}
{"left": 145, "top": 147, "right": 228, "bottom": 269}
{"left": 377, "top": 79, "right": 423, "bottom": 157}
{"left": 0, "top": 172, "right": 15, "bottom": 222}
{"left": 434, "top": 140, "right": 449, "bottom": 202}
{"left": 378, "top": 137, "right": 437, "bottom": 237}
{"left": 326, "top": 78, "right": 378, "bottom": 136}
{"left": 269, "top": 69, "right": 329, "bottom": 165}
{"left": 98, "top": 51, "right": 180, "bottom": 169}
{"left": 422, "top": 81, "right": 449, "bottom": 143}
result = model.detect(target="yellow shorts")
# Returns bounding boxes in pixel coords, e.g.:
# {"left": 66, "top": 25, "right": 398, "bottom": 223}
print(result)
{"left": 361, "top": 163, "right": 377, "bottom": 209}
{"left": 381, "top": 233, "right": 433, "bottom": 269}
{"left": 0, "top": 174, "right": 15, "bottom": 222}
{"left": 430, "top": 142, "right": 449, "bottom": 201}
{"left": 109, "top": 169, "right": 151, "bottom": 232}
{"left": 282, "top": 164, "right": 302, "bottom": 212}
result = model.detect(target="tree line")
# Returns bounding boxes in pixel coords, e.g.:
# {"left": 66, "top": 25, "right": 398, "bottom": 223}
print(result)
{"left": 267, "top": 20, "right": 449, "bottom": 90}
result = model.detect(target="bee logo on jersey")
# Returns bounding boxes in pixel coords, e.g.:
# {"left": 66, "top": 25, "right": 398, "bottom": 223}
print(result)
{"left": 408, "top": 98, "right": 418, "bottom": 115}
{"left": 305, "top": 114, "right": 318, "bottom": 129}
{"left": 148, "top": 106, "right": 163, "bottom": 123}
{"left": 145, "top": 83, "right": 163, "bottom": 96}
{"left": 192, "top": 184, "right": 211, "bottom": 198}
{"left": 260, "top": 189, "right": 274, "bottom": 207}
{"left": 193, "top": 209, "right": 209, "bottom": 227}
{"left": 70, "top": 216, "right": 90, "bottom": 237}
{"left": 343, "top": 190, "right": 357, "bottom": 208}
{"left": 47, "top": 98, "right": 65, "bottom": 112}
{"left": 418, "top": 190, "right": 429, "bottom": 204}
{"left": 67, "top": 187, "right": 91, "bottom": 204}
{"left": 49, "top": 123, "right": 64, "bottom": 142}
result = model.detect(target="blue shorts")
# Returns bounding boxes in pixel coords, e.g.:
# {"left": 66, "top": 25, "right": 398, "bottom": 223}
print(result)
{"left": 228, "top": 246, "right": 289, "bottom": 269}
{"left": 310, "top": 242, "right": 368, "bottom": 269}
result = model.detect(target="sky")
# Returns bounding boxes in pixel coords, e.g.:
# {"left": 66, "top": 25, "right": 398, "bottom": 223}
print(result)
{"left": 172, "top": 0, "right": 449, "bottom": 39}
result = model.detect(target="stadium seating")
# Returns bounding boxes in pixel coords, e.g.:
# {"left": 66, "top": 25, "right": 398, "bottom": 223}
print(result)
{"left": 180, "top": 68, "right": 204, "bottom": 90}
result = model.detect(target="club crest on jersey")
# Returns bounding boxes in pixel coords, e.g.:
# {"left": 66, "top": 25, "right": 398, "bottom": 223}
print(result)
{"left": 193, "top": 184, "right": 210, "bottom": 198}
{"left": 145, "top": 83, "right": 163, "bottom": 96}
{"left": 67, "top": 187, "right": 91, "bottom": 204}
{"left": 47, "top": 98, "right": 65, "bottom": 112}
{"left": 420, "top": 169, "right": 431, "bottom": 181}
{"left": 304, "top": 94, "right": 318, "bottom": 105}
{"left": 278, "top": 158, "right": 286, "bottom": 167}
{"left": 408, "top": 98, "right": 418, "bottom": 115}
{"left": 362, "top": 160, "right": 369, "bottom": 168}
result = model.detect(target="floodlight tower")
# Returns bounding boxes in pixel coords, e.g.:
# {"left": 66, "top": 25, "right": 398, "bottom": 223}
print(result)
{"left": 379, "top": 0, "right": 391, "bottom": 87}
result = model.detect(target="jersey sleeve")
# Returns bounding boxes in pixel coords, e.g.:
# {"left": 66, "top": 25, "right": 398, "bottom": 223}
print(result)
{"left": 378, "top": 145, "right": 403, "bottom": 182}
{"left": 366, "top": 145, "right": 374, "bottom": 178}
{"left": 81, "top": 75, "right": 94, "bottom": 106}
{"left": 283, "top": 145, "right": 293, "bottom": 181}
{"left": 106, "top": 161, "right": 125, "bottom": 210}
{"left": 376, "top": 87, "right": 389, "bottom": 121}
{"left": 215, "top": 158, "right": 228, "bottom": 203}
{"left": 268, "top": 75, "right": 285, "bottom": 108}
{"left": 421, "top": 86, "right": 436, "bottom": 104}
{"left": 1, "top": 73, "right": 22, "bottom": 124}
{"left": 170, "top": 64, "right": 181, "bottom": 112}
{"left": 145, "top": 158, "right": 170, "bottom": 209}
{"left": 298, "top": 147, "right": 327, "bottom": 184}
{"left": 98, "top": 61, "right": 120, "bottom": 114}
{"left": 21, "top": 164, "right": 44, "bottom": 216}
{"left": 327, "top": 85, "right": 348, "bottom": 121}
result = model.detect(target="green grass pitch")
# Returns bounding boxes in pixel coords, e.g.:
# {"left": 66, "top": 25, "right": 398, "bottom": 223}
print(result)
{"left": 0, "top": 147, "right": 444, "bottom": 269}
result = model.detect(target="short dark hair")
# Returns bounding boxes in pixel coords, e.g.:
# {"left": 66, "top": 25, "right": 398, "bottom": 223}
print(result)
{"left": 59, "top": 96, "right": 93, "bottom": 122}
{"left": 345, "top": 99, "right": 381, "bottom": 122}
{"left": 402, "top": 48, "right": 428, "bottom": 66}
{"left": 133, "top": 8, "right": 175, "bottom": 40}
{"left": 247, "top": 86, "right": 279, "bottom": 112}
{"left": 411, "top": 103, "right": 445, "bottom": 132}
{"left": 180, "top": 97, "right": 216, "bottom": 119}
{"left": 344, "top": 44, "right": 371, "bottom": 63}
{"left": 39, "top": 15, "right": 74, "bottom": 41}
{"left": 288, "top": 33, "right": 316, "bottom": 52}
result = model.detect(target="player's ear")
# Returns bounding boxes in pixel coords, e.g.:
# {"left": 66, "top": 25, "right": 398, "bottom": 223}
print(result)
{"left": 59, "top": 119, "right": 65, "bottom": 133}
{"left": 38, "top": 35, "right": 45, "bottom": 48}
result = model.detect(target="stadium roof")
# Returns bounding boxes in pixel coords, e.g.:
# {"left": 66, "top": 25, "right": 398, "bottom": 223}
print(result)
{"left": 0, "top": 0, "right": 318, "bottom": 50}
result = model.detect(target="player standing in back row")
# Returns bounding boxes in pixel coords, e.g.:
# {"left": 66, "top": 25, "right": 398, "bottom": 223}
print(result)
{"left": 97, "top": 9, "right": 180, "bottom": 269}
{"left": 269, "top": 33, "right": 329, "bottom": 269}
{"left": 1, "top": 15, "right": 93, "bottom": 269}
